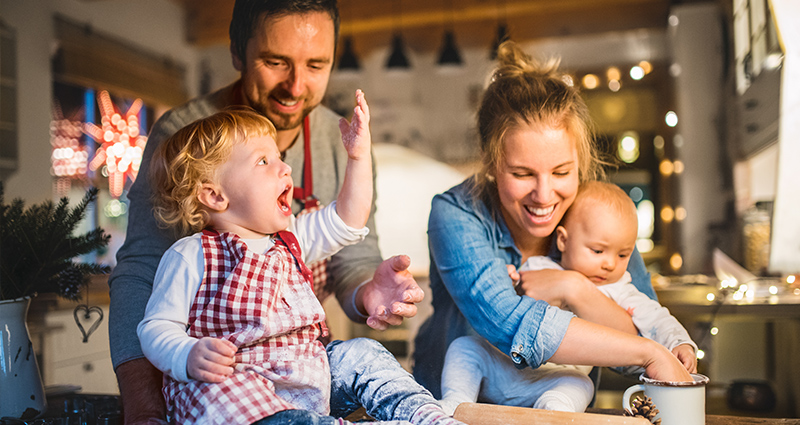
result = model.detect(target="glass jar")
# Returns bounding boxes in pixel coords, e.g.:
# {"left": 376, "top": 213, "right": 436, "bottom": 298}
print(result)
{"left": 742, "top": 204, "right": 771, "bottom": 274}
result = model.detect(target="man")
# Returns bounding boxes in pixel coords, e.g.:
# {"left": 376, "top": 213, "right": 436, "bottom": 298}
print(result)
{"left": 109, "top": 1, "right": 424, "bottom": 423}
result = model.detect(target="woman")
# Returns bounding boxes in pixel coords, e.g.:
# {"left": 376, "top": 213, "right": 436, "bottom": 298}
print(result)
{"left": 412, "top": 41, "right": 691, "bottom": 398}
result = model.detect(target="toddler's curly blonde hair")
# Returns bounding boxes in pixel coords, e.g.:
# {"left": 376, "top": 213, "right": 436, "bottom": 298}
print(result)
{"left": 150, "top": 107, "right": 277, "bottom": 237}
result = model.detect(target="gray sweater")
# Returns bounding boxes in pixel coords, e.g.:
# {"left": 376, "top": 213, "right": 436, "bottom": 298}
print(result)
{"left": 108, "top": 81, "right": 382, "bottom": 368}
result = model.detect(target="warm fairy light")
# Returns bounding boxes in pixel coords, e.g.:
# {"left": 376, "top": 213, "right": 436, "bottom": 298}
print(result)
{"left": 706, "top": 293, "right": 715, "bottom": 302}
{"left": 733, "top": 291, "right": 744, "bottom": 301}
{"left": 618, "top": 132, "right": 639, "bottom": 163}
{"left": 769, "top": 285, "right": 779, "bottom": 295}
{"left": 665, "top": 111, "right": 678, "bottom": 127}
{"left": 659, "top": 160, "right": 674, "bottom": 176}
{"left": 794, "top": 288, "right": 800, "bottom": 296}
{"left": 50, "top": 105, "right": 90, "bottom": 197}
{"left": 85, "top": 90, "right": 147, "bottom": 198}
{"left": 669, "top": 253, "right": 682, "bottom": 270}
{"left": 104, "top": 199, "right": 128, "bottom": 218}
{"left": 639, "top": 61, "right": 653, "bottom": 74}
{"left": 668, "top": 15, "right": 680, "bottom": 27}
{"left": 607, "top": 66, "right": 621, "bottom": 81}
{"left": 661, "top": 206, "right": 674, "bottom": 223}
{"left": 630, "top": 66, "right": 645, "bottom": 80}
{"left": 710, "top": 327, "right": 718, "bottom": 335}
{"left": 675, "top": 206, "right": 687, "bottom": 221}
{"left": 673, "top": 160, "right": 685, "bottom": 174}
{"left": 608, "top": 79, "right": 621, "bottom": 92}
{"left": 696, "top": 349, "right": 705, "bottom": 359}
{"left": 582, "top": 74, "right": 599, "bottom": 89}
{"left": 787, "top": 275, "right": 796, "bottom": 284}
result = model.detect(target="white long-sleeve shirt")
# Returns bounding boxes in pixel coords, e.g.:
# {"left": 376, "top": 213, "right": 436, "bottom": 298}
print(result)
{"left": 137, "top": 202, "right": 368, "bottom": 382}
{"left": 521, "top": 256, "right": 697, "bottom": 353}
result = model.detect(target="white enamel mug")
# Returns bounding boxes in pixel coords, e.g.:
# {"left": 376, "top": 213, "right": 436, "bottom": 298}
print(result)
{"left": 622, "top": 373, "right": 709, "bottom": 425}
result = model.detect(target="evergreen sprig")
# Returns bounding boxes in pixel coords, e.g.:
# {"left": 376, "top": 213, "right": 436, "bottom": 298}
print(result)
{"left": 0, "top": 184, "right": 111, "bottom": 301}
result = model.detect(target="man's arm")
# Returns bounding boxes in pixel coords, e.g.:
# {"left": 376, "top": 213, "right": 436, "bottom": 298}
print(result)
{"left": 312, "top": 106, "right": 424, "bottom": 329}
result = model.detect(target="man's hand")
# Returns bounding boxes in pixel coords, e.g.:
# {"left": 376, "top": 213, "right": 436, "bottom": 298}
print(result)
{"left": 672, "top": 343, "right": 698, "bottom": 373}
{"left": 358, "top": 255, "right": 425, "bottom": 330}
{"left": 187, "top": 337, "right": 237, "bottom": 382}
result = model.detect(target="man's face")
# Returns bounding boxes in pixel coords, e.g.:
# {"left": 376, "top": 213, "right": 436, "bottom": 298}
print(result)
{"left": 233, "top": 12, "right": 335, "bottom": 131}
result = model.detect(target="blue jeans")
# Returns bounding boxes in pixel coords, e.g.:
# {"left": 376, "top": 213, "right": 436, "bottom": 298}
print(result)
{"left": 253, "top": 409, "right": 342, "bottom": 424}
{"left": 329, "top": 338, "right": 433, "bottom": 420}
{"left": 256, "top": 338, "right": 433, "bottom": 425}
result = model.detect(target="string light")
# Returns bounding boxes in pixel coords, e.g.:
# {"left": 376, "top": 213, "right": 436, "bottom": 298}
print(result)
{"left": 50, "top": 104, "right": 89, "bottom": 197}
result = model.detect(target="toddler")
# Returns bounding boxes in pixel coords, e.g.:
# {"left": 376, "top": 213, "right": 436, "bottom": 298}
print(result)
{"left": 439, "top": 181, "right": 697, "bottom": 415}
{"left": 138, "top": 91, "right": 461, "bottom": 425}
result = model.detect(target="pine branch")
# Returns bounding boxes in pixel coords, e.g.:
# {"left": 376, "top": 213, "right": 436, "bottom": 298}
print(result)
{"left": 0, "top": 184, "right": 111, "bottom": 300}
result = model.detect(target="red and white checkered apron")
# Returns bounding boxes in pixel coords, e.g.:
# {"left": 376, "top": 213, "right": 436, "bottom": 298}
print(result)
{"left": 163, "top": 230, "right": 331, "bottom": 425}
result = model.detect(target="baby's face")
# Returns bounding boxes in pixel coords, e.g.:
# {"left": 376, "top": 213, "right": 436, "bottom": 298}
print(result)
{"left": 557, "top": 206, "right": 638, "bottom": 285}
{"left": 216, "top": 135, "right": 294, "bottom": 238}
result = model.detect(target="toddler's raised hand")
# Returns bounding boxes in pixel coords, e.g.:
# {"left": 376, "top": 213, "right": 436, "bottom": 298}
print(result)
{"left": 187, "top": 337, "right": 237, "bottom": 383}
{"left": 338, "top": 89, "right": 371, "bottom": 161}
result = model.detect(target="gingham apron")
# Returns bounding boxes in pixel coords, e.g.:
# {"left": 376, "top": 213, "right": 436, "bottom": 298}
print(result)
{"left": 163, "top": 230, "right": 330, "bottom": 425}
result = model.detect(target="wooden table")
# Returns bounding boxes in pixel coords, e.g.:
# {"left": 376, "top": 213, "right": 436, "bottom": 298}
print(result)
{"left": 452, "top": 403, "right": 800, "bottom": 425}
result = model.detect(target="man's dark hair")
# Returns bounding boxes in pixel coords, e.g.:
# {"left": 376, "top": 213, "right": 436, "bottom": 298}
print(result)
{"left": 229, "top": 0, "right": 340, "bottom": 63}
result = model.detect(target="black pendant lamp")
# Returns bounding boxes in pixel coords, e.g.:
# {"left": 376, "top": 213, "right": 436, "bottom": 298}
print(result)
{"left": 490, "top": 23, "right": 509, "bottom": 60}
{"left": 386, "top": 33, "right": 411, "bottom": 69}
{"left": 386, "top": 0, "right": 411, "bottom": 69}
{"left": 437, "top": 0, "right": 462, "bottom": 66}
{"left": 338, "top": 36, "right": 361, "bottom": 71}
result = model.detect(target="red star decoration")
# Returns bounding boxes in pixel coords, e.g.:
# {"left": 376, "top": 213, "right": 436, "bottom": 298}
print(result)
{"left": 84, "top": 90, "right": 147, "bottom": 198}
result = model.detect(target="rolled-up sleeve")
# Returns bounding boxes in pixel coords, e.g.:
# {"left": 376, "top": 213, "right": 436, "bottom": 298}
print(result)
{"left": 427, "top": 193, "right": 575, "bottom": 368}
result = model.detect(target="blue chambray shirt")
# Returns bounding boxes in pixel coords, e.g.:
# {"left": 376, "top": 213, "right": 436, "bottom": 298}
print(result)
{"left": 412, "top": 178, "right": 655, "bottom": 398}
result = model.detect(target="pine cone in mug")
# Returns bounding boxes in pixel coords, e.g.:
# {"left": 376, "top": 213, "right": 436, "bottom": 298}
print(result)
{"left": 624, "top": 395, "right": 662, "bottom": 425}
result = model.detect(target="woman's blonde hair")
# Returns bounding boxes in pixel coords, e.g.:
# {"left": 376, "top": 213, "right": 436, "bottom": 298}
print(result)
{"left": 474, "top": 40, "right": 607, "bottom": 202}
{"left": 150, "top": 107, "right": 277, "bottom": 237}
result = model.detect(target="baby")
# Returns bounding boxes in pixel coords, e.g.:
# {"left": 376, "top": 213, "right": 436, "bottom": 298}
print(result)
{"left": 439, "top": 181, "right": 697, "bottom": 415}
{"left": 138, "top": 91, "right": 461, "bottom": 425}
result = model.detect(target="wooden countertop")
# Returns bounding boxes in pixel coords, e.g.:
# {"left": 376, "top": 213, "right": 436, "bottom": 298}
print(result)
{"left": 452, "top": 403, "right": 800, "bottom": 424}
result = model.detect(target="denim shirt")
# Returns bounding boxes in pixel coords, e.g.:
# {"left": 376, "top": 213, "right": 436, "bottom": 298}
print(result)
{"left": 412, "top": 177, "right": 655, "bottom": 397}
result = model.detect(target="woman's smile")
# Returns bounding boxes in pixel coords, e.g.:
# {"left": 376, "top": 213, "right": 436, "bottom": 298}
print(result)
{"left": 495, "top": 123, "right": 580, "bottom": 246}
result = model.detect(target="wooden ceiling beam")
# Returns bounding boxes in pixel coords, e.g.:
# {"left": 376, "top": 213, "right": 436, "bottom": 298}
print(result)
{"left": 178, "top": 0, "right": 671, "bottom": 52}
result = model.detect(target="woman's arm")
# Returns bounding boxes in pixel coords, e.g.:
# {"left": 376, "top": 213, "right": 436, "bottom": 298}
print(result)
{"left": 517, "top": 268, "right": 638, "bottom": 335}
{"left": 550, "top": 317, "right": 693, "bottom": 382}
{"left": 428, "top": 191, "right": 575, "bottom": 368}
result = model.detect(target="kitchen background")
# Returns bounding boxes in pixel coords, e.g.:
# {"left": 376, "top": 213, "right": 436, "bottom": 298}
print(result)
{"left": 1, "top": 0, "right": 799, "bottom": 419}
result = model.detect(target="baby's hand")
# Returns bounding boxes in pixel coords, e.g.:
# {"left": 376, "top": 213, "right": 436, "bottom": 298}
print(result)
{"left": 338, "top": 89, "right": 371, "bottom": 161}
{"left": 187, "top": 337, "right": 237, "bottom": 383}
{"left": 672, "top": 343, "right": 698, "bottom": 373}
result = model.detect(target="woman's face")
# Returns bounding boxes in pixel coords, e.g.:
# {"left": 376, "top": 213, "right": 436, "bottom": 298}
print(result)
{"left": 495, "top": 123, "right": 580, "bottom": 251}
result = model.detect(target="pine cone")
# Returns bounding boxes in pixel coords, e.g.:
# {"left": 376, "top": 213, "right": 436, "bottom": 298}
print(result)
{"left": 57, "top": 265, "right": 86, "bottom": 301}
{"left": 624, "top": 395, "right": 661, "bottom": 424}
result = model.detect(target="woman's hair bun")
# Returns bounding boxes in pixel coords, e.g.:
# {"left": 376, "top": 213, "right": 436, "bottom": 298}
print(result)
{"left": 493, "top": 40, "right": 561, "bottom": 82}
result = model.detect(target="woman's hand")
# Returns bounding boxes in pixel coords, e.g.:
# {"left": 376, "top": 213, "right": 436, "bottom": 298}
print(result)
{"left": 672, "top": 343, "right": 698, "bottom": 373}
{"left": 517, "top": 268, "right": 637, "bottom": 335}
{"left": 187, "top": 337, "right": 237, "bottom": 382}
{"left": 516, "top": 268, "right": 582, "bottom": 309}
{"left": 641, "top": 340, "right": 693, "bottom": 382}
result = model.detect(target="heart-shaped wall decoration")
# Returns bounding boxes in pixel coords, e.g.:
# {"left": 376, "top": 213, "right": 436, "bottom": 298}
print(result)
{"left": 73, "top": 304, "right": 104, "bottom": 343}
